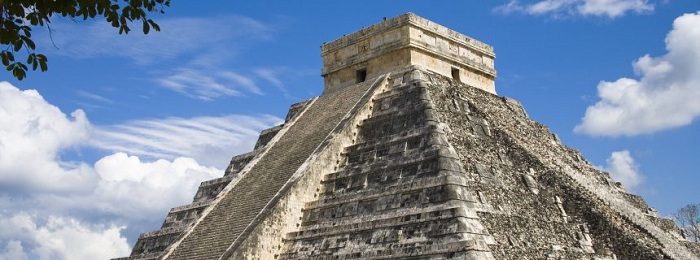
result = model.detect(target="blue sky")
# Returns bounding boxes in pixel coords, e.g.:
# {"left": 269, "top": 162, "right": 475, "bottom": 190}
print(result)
{"left": 1, "top": 1, "right": 699, "bottom": 259}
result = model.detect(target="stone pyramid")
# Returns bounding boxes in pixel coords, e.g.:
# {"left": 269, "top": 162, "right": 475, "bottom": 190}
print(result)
{"left": 116, "top": 13, "right": 700, "bottom": 260}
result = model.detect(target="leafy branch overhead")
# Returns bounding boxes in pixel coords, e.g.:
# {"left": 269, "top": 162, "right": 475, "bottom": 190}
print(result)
{"left": 0, "top": 0, "right": 170, "bottom": 80}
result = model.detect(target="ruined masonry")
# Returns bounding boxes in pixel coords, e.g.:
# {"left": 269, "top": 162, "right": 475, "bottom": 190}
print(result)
{"left": 116, "top": 13, "right": 700, "bottom": 260}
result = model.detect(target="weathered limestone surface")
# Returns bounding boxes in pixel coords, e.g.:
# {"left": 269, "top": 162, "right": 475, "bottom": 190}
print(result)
{"left": 117, "top": 13, "right": 698, "bottom": 260}
{"left": 221, "top": 75, "right": 389, "bottom": 260}
{"left": 322, "top": 13, "right": 496, "bottom": 94}
{"left": 162, "top": 73, "right": 377, "bottom": 259}
{"left": 420, "top": 70, "right": 698, "bottom": 259}
{"left": 277, "top": 68, "right": 497, "bottom": 260}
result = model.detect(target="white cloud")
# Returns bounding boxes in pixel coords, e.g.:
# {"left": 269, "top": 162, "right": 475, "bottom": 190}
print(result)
{"left": 4, "top": 153, "right": 223, "bottom": 222}
{"left": 494, "top": 0, "right": 653, "bottom": 18}
{"left": 157, "top": 68, "right": 264, "bottom": 100}
{"left": 220, "top": 71, "right": 264, "bottom": 95}
{"left": 599, "top": 150, "right": 644, "bottom": 191}
{"left": 7, "top": 153, "right": 224, "bottom": 259}
{"left": 92, "top": 114, "right": 282, "bottom": 168}
{"left": 0, "top": 82, "right": 95, "bottom": 193}
{"left": 89, "top": 153, "right": 221, "bottom": 219}
{"left": 157, "top": 68, "right": 243, "bottom": 100}
{"left": 578, "top": 0, "right": 653, "bottom": 17}
{"left": 0, "top": 156, "right": 221, "bottom": 246}
{"left": 0, "top": 82, "right": 278, "bottom": 258}
{"left": 0, "top": 240, "right": 28, "bottom": 260}
{"left": 255, "top": 68, "right": 291, "bottom": 97}
{"left": 75, "top": 90, "right": 113, "bottom": 104}
{"left": 575, "top": 12, "right": 700, "bottom": 136}
{"left": 0, "top": 213, "right": 130, "bottom": 260}
{"left": 529, "top": 0, "right": 578, "bottom": 15}
{"left": 255, "top": 69, "right": 285, "bottom": 90}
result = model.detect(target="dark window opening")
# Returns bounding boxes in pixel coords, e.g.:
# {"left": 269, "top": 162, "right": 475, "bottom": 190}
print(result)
{"left": 451, "top": 67, "right": 460, "bottom": 82}
{"left": 356, "top": 68, "right": 367, "bottom": 83}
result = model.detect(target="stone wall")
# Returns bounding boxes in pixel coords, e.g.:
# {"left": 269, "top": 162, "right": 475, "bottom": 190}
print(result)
{"left": 223, "top": 73, "right": 389, "bottom": 260}
{"left": 421, "top": 70, "right": 698, "bottom": 259}
{"left": 278, "top": 68, "right": 495, "bottom": 259}
{"left": 321, "top": 13, "right": 496, "bottom": 94}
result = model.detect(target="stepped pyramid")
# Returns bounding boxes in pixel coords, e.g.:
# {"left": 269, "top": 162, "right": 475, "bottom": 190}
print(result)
{"left": 116, "top": 13, "right": 700, "bottom": 260}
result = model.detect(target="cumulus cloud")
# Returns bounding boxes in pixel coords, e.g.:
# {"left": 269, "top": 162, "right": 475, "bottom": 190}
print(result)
{"left": 599, "top": 150, "right": 644, "bottom": 191}
{"left": 575, "top": 12, "right": 700, "bottom": 136}
{"left": 0, "top": 213, "right": 129, "bottom": 260}
{"left": 0, "top": 240, "right": 28, "bottom": 260}
{"left": 2, "top": 153, "right": 222, "bottom": 259}
{"left": 0, "top": 82, "right": 94, "bottom": 193}
{"left": 0, "top": 82, "right": 276, "bottom": 259}
{"left": 494, "top": 0, "right": 653, "bottom": 18}
{"left": 89, "top": 153, "right": 221, "bottom": 219}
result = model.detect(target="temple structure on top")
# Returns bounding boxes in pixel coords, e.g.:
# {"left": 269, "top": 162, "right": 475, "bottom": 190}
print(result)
{"left": 116, "top": 13, "right": 699, "bottom": 260}
{"left": 321, "top": 13, "right": 496, "bottom": 94}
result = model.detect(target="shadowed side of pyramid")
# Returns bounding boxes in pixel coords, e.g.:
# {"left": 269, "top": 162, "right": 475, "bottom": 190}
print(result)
{"left": 417, "top": 70, "right": 698, "bottom": 259}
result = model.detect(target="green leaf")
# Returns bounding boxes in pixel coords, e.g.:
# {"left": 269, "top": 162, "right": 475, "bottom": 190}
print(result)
{"left": 13, "top": 41, "right": 23, "bottom": 52}
{"left": 1, "top": 54, "right": 9, "bottom": 66}
{"left": 28, "top": 13, "right": 39, "bottom": 25}
{"left": 21, "top": 36, "right": 36, "bottom": 50}
{"left": 89, "top": 6, "right": 97, "bottom": 18}
{"left": 0, "top": 30, "right": 9, "bottom": 45}
{"left": 143, "top": 21, "right": 150, "bottom": 34}
{"left": 39, "top": 60, "right": 48, "bottom": 72}
{"left": 1, "top": 0, "right": 169, "bottom": 80}
{"left": 37, "top": 54, "right": 49, "bottom": 72}
{"left": 11, "top": 63, "right": 27, "bottom": 80}
{"left": 149, "top": 19, "right": 160, "bottom": 31}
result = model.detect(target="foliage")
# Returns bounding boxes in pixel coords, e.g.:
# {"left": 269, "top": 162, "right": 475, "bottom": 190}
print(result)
{"left": 675, "top": 203, "right": 700, "bottom": 243}
{"left": 0, "top": 0, "right": 170, "bottom": 80}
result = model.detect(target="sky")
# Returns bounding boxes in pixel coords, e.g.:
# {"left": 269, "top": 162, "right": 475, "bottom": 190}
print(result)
{"left": 1, "top": 1, "right": 699, "bottom": 259}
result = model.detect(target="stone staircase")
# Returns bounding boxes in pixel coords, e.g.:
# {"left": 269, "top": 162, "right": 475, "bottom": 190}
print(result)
{"left": 115, "top": 101, "right": 304, "bottom": 260}
{"left": 279, "top": 69, "right": 496, "bottom": 259}
{"left": 162, "top": 75, "right": 380, "bottom": 259}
